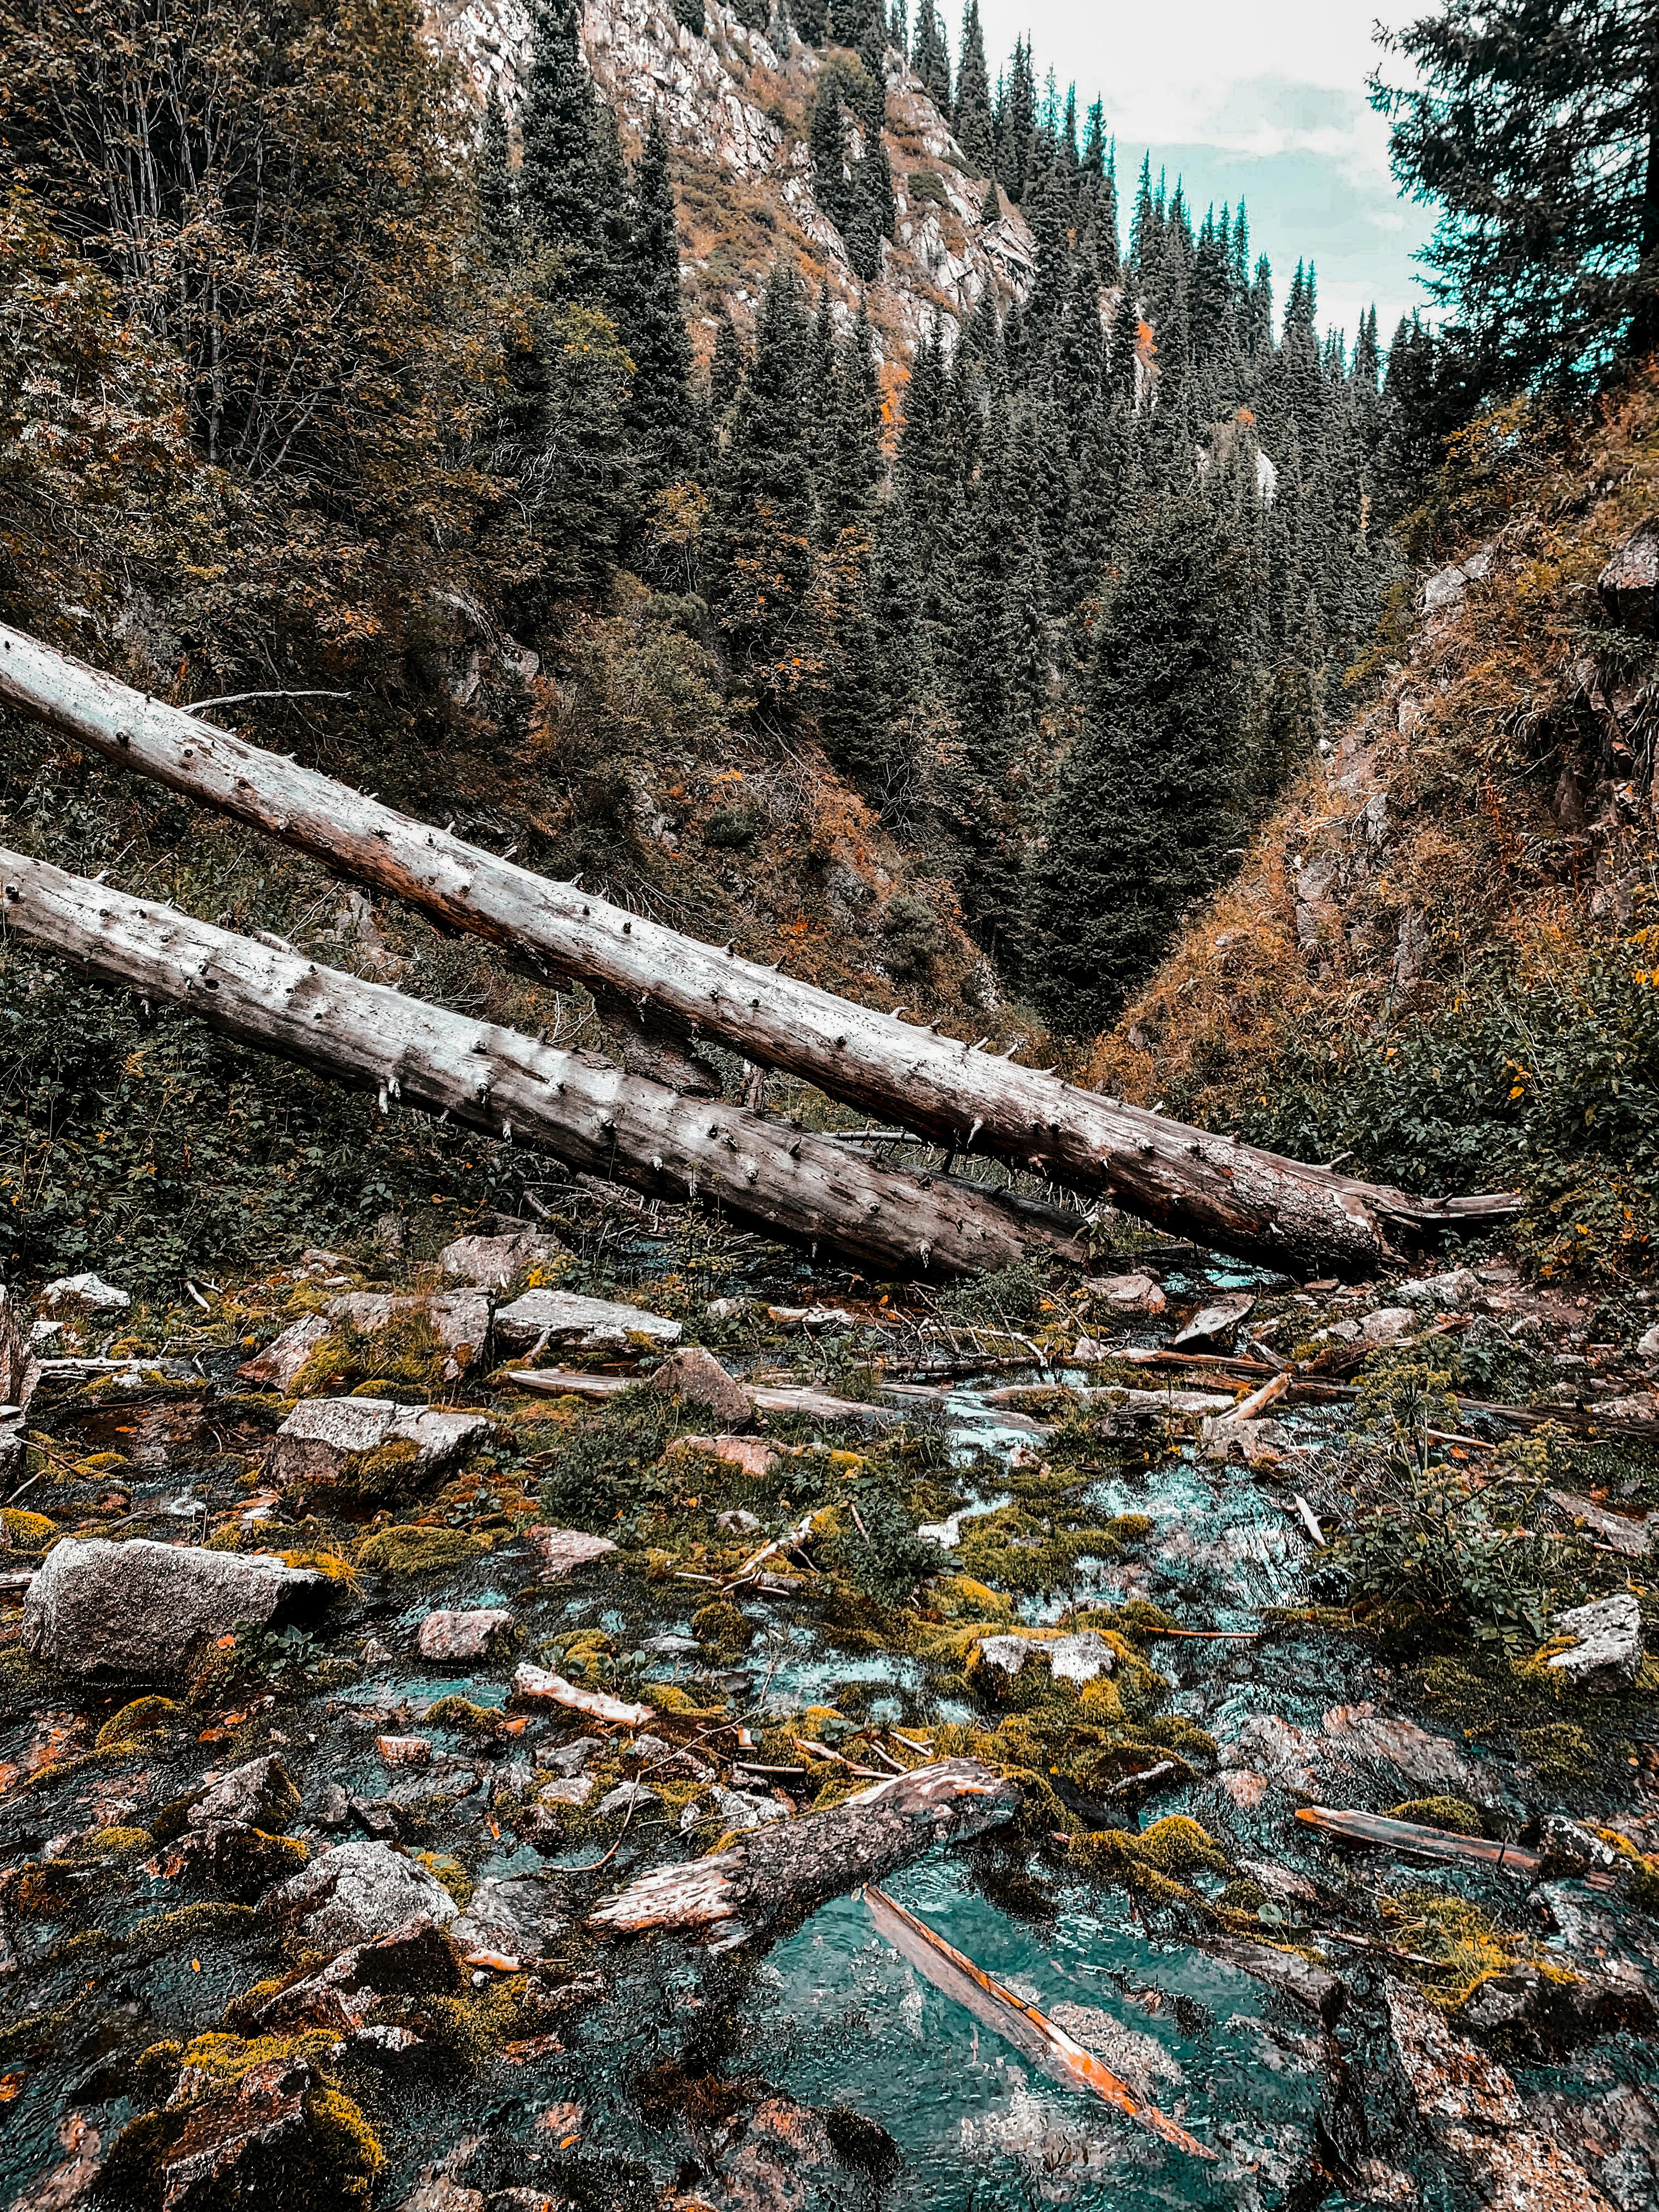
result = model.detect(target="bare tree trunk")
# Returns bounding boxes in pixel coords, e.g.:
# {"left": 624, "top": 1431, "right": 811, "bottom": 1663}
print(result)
{"left": 0, "top": 623, "right": 1520, "bottom": 1274}
{"left": 0, "top": 849, "right": 1084, "bottom": 1282}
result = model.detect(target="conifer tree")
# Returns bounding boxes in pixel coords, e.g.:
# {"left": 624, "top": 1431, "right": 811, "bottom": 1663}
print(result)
{"left": 953, "top": 2, "right": 995, "bottom": 174}
{"left": 809, "top": 83, "right": 854, "bottom": 229}
{"left": 519, "top": 0, "right": 607, "bottom": 294}
{"left": 996, "top": 36, "right": 1035, "bottom": 202}
{"left": 1026, "top": 480, "right": 1248, "bottom": 1031}
{"left": 912, "top": 0, "right": 952, "bottom": 111}
{"left": 614, "top": 109, "right": 697, "bottom": 496}
{"left": 478, "top": 85, "right": 521, "bottom": 271}
{"left": 711, "top": 258, "right": 815, "bottom": 689}
{"left": 709, "top": 307, "right": 748, "bottom": 422}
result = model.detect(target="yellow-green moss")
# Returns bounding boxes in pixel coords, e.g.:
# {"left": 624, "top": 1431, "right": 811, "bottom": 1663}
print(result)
{"left": 96, "top": 1696, "right": 180, "bottom": 1750}
{"left": 61, "top": 1825, "right": 154, "bottom": 1864}
{"left": 125, "top": 1901, "right": 256, "bottom": 1962}
{"left": 275, "top": 1548, "right": 359, "bottom": 1585}
{"left": 422, "top": 1695, "right": 505, "bottom": 1739}
{"left": 1386, "top": 1796, "right": 1487, "bottom": 1837}
{"left": 1, "top": 1507, "right": 57, "bottom": 1547}
{"left": 356, "top": 1525, "right": 487, "bottom": 1575}
{"left": 691, "top": 1600, "right": 753, "bottom": 1655}
{"left": 413, "top": 1852, "right": 473, "bottom": 1911}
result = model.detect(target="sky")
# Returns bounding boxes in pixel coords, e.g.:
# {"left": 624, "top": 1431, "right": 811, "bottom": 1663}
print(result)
{"left": 975, "top": 0, "right": 1439, "bottom": 348}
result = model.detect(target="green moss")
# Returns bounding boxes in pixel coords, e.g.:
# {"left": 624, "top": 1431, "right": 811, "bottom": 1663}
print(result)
{"left": 1, "top": 1506, "right": 56, "bottom": 1547}
{"left": 356, "top": 1524, "right": 487, "bottom": 1575}
{"left": 1105, "top": 1514, "right": 1154, "bottom": 1544}
{"left": 303, "top": 2084, "right": 385, "bottom": 2206}
{"left": 126, "top": 1901, "right": 256, "bottom": 1962}
{"left": 96, "top": 1696, "right": 180, "bottom": 1750}
{"left": 1515, "top": 1720, "right": 1602, "bottom": 1790}
{"left": 61, "top": 1825, "right": 154, "bottom": 1864}
{"left": 422, "top": 1695, "right": 504, "bottom": 1739}
{"left": 1386, "top": 1796, "right": 1487, "bottom": 1836}
{"left": 413, "top": 1851, "right": 473, "bottom": 1911}
{"left": 1068, "top": 1814, "right": 1231, "bottom": 1905}
{"left": 275, "top": 1548, "right": 358, "bottom": 1586}
{"left": 336, "top": 1438, "right": 422, "bottom": 1500}
{"left": 691, "top": 1600, "right": 753, "bottom": 1656}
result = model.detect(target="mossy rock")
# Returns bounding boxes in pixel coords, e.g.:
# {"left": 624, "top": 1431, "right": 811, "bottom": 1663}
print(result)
{"left": 929, "top": 1575, "right": 1014, "bottom": 1621}
{"left": 1515, "top": 1720, "right": 1603, "bottom": 1790}
{"left": 336, "top": 1439, "right": 422, "bottom": 1501}
{"left": 1387, "top": 1796, "right": 1487, "bottom": 1837}
{"left": 1069, "top": 1814, "right": 1231, "bottom": 1904}
{"left": 356, "top": 1525, "right": 487, "bottom": 1575}
{"left": 275, "top": 1548, "right": 358, "bottom": 1585}
{"left": 422, "top": 1696, "right": 504, "bottom": 1740}
{"left": 1104, "top": 1514, "right": 1154, "bottom": 1545}
{"left": 691, "top": 1600, "right": 753, "bottom": 1655}
{"left": 97, "top": 1696, "right": 181, "bottom": 1750}
{"left": 1, "top": 1506, "right": 57, "bottom": 1548}
{"left": 125, "top": 1901, "right": 256, "bottom": 1963}
{"left": 61, "top": 1825, "right": 155, "bottom": 1865}
{"left": 413, "top": 1851, "right": 472, "bottom": 1911}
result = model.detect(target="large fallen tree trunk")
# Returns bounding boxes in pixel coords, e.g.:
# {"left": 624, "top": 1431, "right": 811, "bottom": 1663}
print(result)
{"left": 0, "top": 850, "right": 1085, "bottom": 1281}
{"left": 0, "top": 623, "right": 1519, "bottom": 1274}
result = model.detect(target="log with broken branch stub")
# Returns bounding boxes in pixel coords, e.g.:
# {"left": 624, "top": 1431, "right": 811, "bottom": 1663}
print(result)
{"left": 0, "top": 850, "right": 1084, "bottom": 1281}
{"left": 0, "top": 622, "right": 1520, "bottom": 1274}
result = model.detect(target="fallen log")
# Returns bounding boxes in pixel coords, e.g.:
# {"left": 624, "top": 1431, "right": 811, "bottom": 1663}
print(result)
{"left": 504, "top": 1368, "right": 910, "bottom": 1427}
{"left": 511, "top": 1664, "right": 654, "bottom": 1729}
{"left": 1295, "top": 1807, "right": 1541, "bottom": 1879}
{"left": 586, "top": 1758, "right": 1019, "bottom": 1936}
{"left": 862, "top": 1885, "right": 1216, "bottom": 2160}
{"left": 0, "top": 622, "right": 1519, "bottom": 1276}
{"left": 0, "top": 850, "right": 1082, "bottom": 1283}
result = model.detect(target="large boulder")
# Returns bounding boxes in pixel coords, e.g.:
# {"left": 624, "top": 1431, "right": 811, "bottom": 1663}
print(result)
{"left": 492, "top": 1289, "right": 681, "bottom": 1354}
{"left": 1599, "top": 516, "right": 1659, "bottom": 635}
{"left": 40, "top": 1270, "right": 130, "bottom": 1313}
{"left": 267, "top": 1398, "right": 492, "bottom": 1495}
{"left": 238, "top": 1313, "right": 334, "bottom": 1392}
{"left": 1545, "top": 1592, "right": 1643, "bottom": 1692}
{"left": 189, "top": 1753, "right": 301, "bottom": 1833}
{"left": 322, "top": 1289, "right": 492, "bottom": 1381}
{"left": 21, "top": 1538, "right": 325, "bottom": 1680}
{"left": 439, "top": 1228, "right": 564, "bottom": 1289}
{"left": 452, "top": 1872, "right": 565, "bottom": 1961}
{"left": 259, "top": 1839, "right": 459, "bottom": 1949}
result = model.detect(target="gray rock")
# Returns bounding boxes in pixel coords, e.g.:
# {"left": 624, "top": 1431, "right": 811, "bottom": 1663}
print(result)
{"left": 21, "top": 1537, "right": 325, "bottom": 1680}
{"left": 492, "top": 1288, "right": 680, "bottom": 1353}
{"left": 1170, "top": 1293, "right": 1254, "bottom": 1348}
{"left": 715, "top": 1509, "right": 761, "bottom": 1533}
{"left": 417, "top": 1608, "right": 516, "bottom": 1662}
{"left": 1639, "top": 1319, "right": 1659, "bottom": 1365}
{"left": 1550, "top": 1490, "right": 1651, "bottom": 1557}
{"left": 0, "top": 1283, "right": 41, "bottom": 1413}
{"left": 1394, "top": 1266, "right": 1481, "bottom": 1309}
{"left": 267, "top": 1397, "right": 492, "bottom": 1492}
{"left": 1599, "top": 516, "right": 1659, "bottom": 635}
{"left": 648, "top": 1344, "right": 751, "bottom": 1428}
{"left": 1422, "top": 544, "right": 1492, "bottom": 616}
{"left": 1086, "top": 1272, "right": 1167, "bottom": 1314}
{"left": 641, "top": 1633, "right": 701, "bottom": 1658}
{"left": 1205, "top": 1936, "right": 1346, "bottom": 2025}
{"left": 1547, "top": 1592, "right": 1643, "bottom": 1692}
{"left": 439, "top": 1228, "right": 563, "bottom": 1289}
{"left": 1361, "top": 1306, "right": 1417, "bottom": 1347}
{"left": 595, "top": 1781, "right": 659, "bottom": 1816}
{"left": 323, "top": 1288, "right": 493, "bottom": 1380}
{"left": 539, "top": 1773, "right": 594, "bottom": 1807}
{"left": 314, "top": 1782, "right": 351, "bottom": 1831}
{"left": 1536, "top": 1815, "right": 1624, "bottom": 1877}
{"left": 259, "top": 1839, "right": 459, "bottom": 1948}
{"left": 976, "top": 1631, "right": 1113, "bottom": 1687}
{"left": 710, "top": 1783, "right": 789, "bottom": 1831}
{"left": 40, "top": 1271, "right": 129, "bottom": 1313}
{"left": 190, "top": 1753, "right": 301, "bottom": 1833}
{"left": 237, "top": 1313, "right": 334, "bottom": 1392}
{"left": 537, "top": 1737, "right": 600, "bottom": 1776}
{"left": 451, "top": 1873, "right": 566, "bottom": 1960}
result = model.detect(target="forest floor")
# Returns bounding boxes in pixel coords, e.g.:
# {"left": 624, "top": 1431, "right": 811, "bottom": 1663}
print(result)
{"left": 4, "top": 1188, "right": 1659, "bottom": 2210}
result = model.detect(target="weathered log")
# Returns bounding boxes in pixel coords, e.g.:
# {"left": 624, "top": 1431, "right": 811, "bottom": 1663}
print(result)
{"left": 0, "top": 850, "right": 1082, "bottom": 1282}
{"left": 0, "top": 622, "right": 1519, "bottom": 1274}
{"left": 1295, "top": 1807, "right": 1542, "bottom": 1878}
{"left": 586, "top": 1759, "right": 1019, "bottom": 1936}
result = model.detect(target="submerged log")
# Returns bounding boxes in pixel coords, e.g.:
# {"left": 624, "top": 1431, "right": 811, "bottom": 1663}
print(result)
{"left": 0, "top": 850, "right": 1082, "bottom": 1282}
{"left": 587, "top": 1759, "right": 1019, "bottom": 1936}
{"left": 0, "top": 622, "right": 1519, "bottom": 1275}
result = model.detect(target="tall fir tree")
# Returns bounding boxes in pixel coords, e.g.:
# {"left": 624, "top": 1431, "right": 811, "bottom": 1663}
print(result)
{"left": 518, "top": 0, "right": 607, "bottom": 294}
{"left": 1026, "top": 480, "right": 1249, "bottom": 1031}
{"left": 953, "top": 2, "right": 995, "bottom": 174}
{"left": 912, "top": 0, "right": 952, "bottom": 111}
{"left": 477, "top": 85, "right": 521, "bottom": 271}
{"left": 616, "top": 107, "right": 697, "bottom": 496}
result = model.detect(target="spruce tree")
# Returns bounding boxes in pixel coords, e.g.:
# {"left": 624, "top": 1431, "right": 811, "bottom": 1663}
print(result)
{"left": 711, "top": 257, "right": 815, "bottom": 688}
{"left": 809, "top": 84, "right": 854, "bottom": 229}
{"left": 709, "top": 306, "right": 748, "bottom": 422}
{"left": 518, "top": 0, "right": 607, "bottom": 294}
{"left": 952, "top": 2, "right": 995, "bottom": 174}
{"left": 1026, "top": 479, "right": 1248, "bottom": 1032}
{"left": 617, "top": 107, "right": 697, "bottom": 494}
{"left": 912, "top": 0, "right": 952, "bottom": 111}
{"left": 478, "top": 85, "right": 521, "bottom": 271}
{"left": 996, "top": 37, "right": 1035, "bottom": 202}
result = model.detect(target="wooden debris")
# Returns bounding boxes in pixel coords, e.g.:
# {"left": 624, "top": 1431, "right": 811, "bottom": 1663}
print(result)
{"left": 511, "top": 1664, "right": 654, "bottom": 1730}
{"left": 862, "top": 1886, "right": 1216, "bottom": 2160}
{"left": 505, "top": 1368, "right": 908, "bottom": 1429}
{"left": 1296, "top": 1807, "right": 1541, "bottom": 1878}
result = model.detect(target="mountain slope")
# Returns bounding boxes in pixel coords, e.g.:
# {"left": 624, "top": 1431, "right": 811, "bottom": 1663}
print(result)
{"left": 1084, "top": 374, "right": 1659, "bottom": 1283}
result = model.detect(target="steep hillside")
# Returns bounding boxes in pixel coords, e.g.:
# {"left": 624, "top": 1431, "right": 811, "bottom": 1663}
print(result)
{"left": 432, "top": 0, "right": 1036, "bottom": 363}
{"left": 1085, "top": 374, "right": 1659, "bottom": 1284}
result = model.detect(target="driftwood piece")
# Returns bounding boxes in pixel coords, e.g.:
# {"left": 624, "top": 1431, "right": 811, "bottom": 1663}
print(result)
{"left": 504, "top": 1368, "right": 909, "bottom": 1428}
{"left": 587, "top": 1759, "right": 1019, "bottom": 1934}
{"left": 0, "top": 622, "right": 1520, "bottom": 1275}
{"left": 1296, "top": 1807, "right": 1542, "bottom": 1878}
{"left": 0, "top": 850, "right": 1082, "bottom": 1283}
{"left": 511, "top": 1664, "right": 654, "bottom": 1729}
{"left": 864, "top": 1885, "right": 1216, "bottom": 2159}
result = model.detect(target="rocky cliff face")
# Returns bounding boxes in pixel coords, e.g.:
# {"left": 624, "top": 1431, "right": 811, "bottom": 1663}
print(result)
{"left": 427, "top": 0, "right": 1035, "bottom": 361}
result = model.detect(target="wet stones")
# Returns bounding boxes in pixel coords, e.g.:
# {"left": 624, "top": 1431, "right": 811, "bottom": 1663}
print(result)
{"left": 259, "top": 1838, "right": 460, "bottom": 1948}
{"left": 189, "top": 1753, "right": 301, "bottom": 1833}
{"left": 21, "top": 1537, "right": 325, "bottom": 1680}
{"left": 648, "top": 1345, "right": 752, "bottom": 1429}
{"left": 1544, "top": 1593, "right": 1643, "bottom": 1692}
{"left": 236, "top": 1312, "right": 334, "bottom": 1391}
{"left": 1202, "top": 1936, "right": 1346, "bottom": 2026}
{"left": 453, "top": 1873, "right": 566, "bottom": 1962}
{"left": 1382, "top": 1979, "right": 1613, "bottom": 2211}
{"left": 416, "top": 1607, "right": 516, "bottom": 1662}
{"left": 266, "top": 1398, "right": 492, "bottom": 1497}
{"left": 492, "top": 1289, "right": 681, "bottom": 1354}
{"left": 249, "top": 1921, "right": 464, "bottom": 2036}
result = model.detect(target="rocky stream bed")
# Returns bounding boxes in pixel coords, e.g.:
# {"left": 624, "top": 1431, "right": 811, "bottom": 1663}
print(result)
{"left": 3, "top": 1205, "right": 1659, "bottom": 2211}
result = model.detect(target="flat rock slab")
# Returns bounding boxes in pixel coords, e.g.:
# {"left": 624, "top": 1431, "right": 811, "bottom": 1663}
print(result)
{"left": 260, "top": 1838, "right": 459, "bottom": 1948}
{"left": 1086, "top": 1272, "right": 1167, "bottom": 1313}
{"left": 974, "top": 1630, "right": 1114, "bottom": 1688}
{"left": 22, "top": 1537, "right": 324, "bottom": 1680}
{"left": 527, "top": 1527, "right": 619, "bottom": 1578}
{"left": 493, "top": 1289, "right": 681, "bottom": 1353}
{"left": 1170, "top": 1293, "right": 1254, "bottom": 1348}
{"left": 452, "top": 1872, "right": 566, "bottom": 1960}
{"left": 41, "top": 1271, "right": 129, "bottom": 1312}
{"left": 1550, "top": 1491, "right": 1651, "bottom": 1557}
{"left": 1204, "top": 1935, "right": 1346, "bottom": 2025}
{"left": 417, "top": 1607, "right": 516, "bottom": 1661}
{"left": 267, "top": 1397, "right": 492, "bottom": 1491}
{"left": 439, "top": 1228, "right": 564, "bottom": 1288}
{"left": 238, "top": 1312, "right": 334, "bottom": 1392}
{"left": 667, "top": 1434, "right": 779, "bottom": 1479}
{"left": 1547, "top": 1592, "right": 1643, "bottom": 1691}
